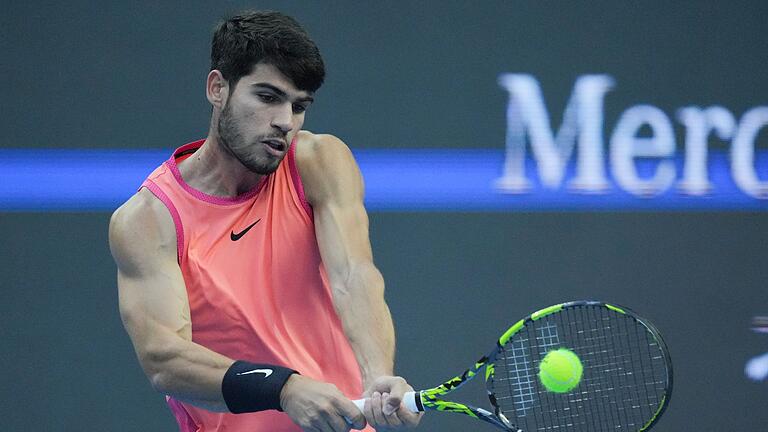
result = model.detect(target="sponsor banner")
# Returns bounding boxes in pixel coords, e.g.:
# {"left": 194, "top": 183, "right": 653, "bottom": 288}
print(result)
{"left": 0, "top": 148, "right": 765, "bottom": 211}
{"left": 497, "top": 74, "right": 768, "bottom": 201}
{"left": 497, "top": 74, "right": 768, "bottom": 199}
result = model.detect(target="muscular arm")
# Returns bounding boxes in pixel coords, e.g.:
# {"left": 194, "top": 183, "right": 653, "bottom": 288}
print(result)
{"left": 298, "top": 132, "right": 395, "bottom": 385}
{"left": 298, "top": 133, "right": 421, "bottom": 429}
{"left": 111, "top": 188, "right": 367, "bottom": 430}
{"left": 109, "top": 189, "right": 234, "bottom": 412}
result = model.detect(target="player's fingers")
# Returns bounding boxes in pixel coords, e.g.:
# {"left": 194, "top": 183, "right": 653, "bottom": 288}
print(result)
{"left": 397, "top": 408, "right": 423, "bottom": 428}
{"left": 369, "top": 391, "right": 390, "bottom": 427}
{"left": 315, "top": 406, "right": 350, "bottom": 432}
{"left": 336, "top": 398, "right": 365, "bottom": 430}
{"left": 362, "top": 392, "right": 376, "bottom": 427}
{"left": 381, "top": 393, "right": 403, "bottom": 426}
{"left": 382, "top": 378, "right": 410, "bottom": 415}
{"left": 325, "top": 415, "right": 351, "bottom": 432}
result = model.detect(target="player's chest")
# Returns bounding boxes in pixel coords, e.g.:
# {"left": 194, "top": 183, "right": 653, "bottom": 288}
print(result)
{"left": 184, "top": 204, "right": 317, "bottom": 268}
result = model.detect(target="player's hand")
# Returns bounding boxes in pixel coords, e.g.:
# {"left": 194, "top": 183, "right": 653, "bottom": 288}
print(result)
{"left": 280, "top": 374, "right": 367, "bottom": 431}
{"left": 362, "top": 376, "right": 422, "bottom": 430}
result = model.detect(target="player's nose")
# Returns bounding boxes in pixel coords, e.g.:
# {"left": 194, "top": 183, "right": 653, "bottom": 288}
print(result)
{"left": 270, "top": 103, "right": 294, "bottom": 134}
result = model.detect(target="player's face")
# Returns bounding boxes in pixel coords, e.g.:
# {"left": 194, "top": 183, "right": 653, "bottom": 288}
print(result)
{"left": 218, "top": 63, "right": 313, "bottom": 175}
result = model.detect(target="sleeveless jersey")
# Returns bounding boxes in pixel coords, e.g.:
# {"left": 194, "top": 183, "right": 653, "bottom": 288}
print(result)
{"left": 140, "top": 139, "right": 368, "bottom": 432}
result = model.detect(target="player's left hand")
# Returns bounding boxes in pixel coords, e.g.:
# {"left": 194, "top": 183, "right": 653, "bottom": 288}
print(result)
{"left": 362, "top": 376, "right": 422, "bottom": 430}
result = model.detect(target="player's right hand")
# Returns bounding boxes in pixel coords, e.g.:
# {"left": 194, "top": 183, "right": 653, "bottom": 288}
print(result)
{"left": 280, "top": 374, "right": 367, "bottom": 431}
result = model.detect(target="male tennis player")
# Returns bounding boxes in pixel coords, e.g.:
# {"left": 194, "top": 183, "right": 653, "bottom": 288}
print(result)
{"left": 109, "top": 10, "right": 421, "bottom": 432}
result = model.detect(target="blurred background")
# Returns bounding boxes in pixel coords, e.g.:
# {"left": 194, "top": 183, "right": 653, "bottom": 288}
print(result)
{"left": 1, "top": 1, "right": 766, "bottom": 430}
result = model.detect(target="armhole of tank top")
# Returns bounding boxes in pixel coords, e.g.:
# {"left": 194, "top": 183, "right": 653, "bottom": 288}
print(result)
{"left": 288, "top": 140, "right": 314, "bottom": 221}
{"left": 140, "top": 179, "right": 185, "bottom": 266}
{"left": 166, "top": 396, "right": 198, "bottom": 432}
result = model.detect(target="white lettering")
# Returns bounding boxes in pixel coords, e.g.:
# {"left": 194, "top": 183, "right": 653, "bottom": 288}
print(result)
{"left": 496, "top": 74, "right": 613, "bottom": 193}
{"left": 676, "top": 106, "right": 736, "bottom": 195}
{"left": 610, "top": 105, "right": 676, "bottom": 196}
{"left": 497, "top": 73, "right": 768, "bottom": 200}
{"left": 732, "top": 107, "right": 768, "bottom": 198}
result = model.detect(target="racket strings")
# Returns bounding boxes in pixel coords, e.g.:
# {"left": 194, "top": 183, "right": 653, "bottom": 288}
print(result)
{"left": 488, "top": 305, "right": 669, "bottom": 432}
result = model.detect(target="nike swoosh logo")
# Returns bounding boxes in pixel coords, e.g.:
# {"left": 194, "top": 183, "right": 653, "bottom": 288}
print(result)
{"left": 230, "top": 219, "right": 261, "bottom": 241}
{"left": 237, "top": 368, "right": 273, "bottom": 378}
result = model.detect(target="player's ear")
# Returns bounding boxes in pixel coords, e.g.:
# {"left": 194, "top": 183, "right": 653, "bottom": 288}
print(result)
{"left": 206, "top": 70, "right": 229, "bottom": 109}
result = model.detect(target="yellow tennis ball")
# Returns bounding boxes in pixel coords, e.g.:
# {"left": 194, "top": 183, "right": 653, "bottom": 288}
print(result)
{"left": 538, "top": 348, "right": 583, "bottom": 393}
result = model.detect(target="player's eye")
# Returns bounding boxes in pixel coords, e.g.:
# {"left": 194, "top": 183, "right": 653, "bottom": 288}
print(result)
{"left": 292, "top": 104, "right": 307, "bottom": 114}
{"left": 257, "top": 93, "right": 278, "bottom": 103}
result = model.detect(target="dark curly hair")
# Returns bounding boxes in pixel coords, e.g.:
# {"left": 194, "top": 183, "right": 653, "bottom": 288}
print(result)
{"left": 211, "top": 10, "right": 325, "bottom": 92}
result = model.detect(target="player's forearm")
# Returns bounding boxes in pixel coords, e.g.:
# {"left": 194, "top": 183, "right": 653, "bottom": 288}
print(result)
{"left": 138, "top": 336, "right": 234, "bottom": 412}
{"left": 330, "top": 261, "right": 396, "bottom": 387}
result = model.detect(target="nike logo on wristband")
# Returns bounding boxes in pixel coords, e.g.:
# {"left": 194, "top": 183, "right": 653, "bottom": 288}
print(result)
{"left": 237, "top": 368, "right": 273, "bottom": 378}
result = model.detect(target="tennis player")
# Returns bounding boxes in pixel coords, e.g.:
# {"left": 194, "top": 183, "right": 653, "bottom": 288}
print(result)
{"left": 109, "top": 10, "right": 421, "bottom": 432}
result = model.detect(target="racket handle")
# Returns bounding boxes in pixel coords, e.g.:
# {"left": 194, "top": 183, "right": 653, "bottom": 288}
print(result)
{"left": 352, "top": 398, "right": 365, "bottom": 411}
{"left": 351, "top": 391, "right": 421, "bottom": 413}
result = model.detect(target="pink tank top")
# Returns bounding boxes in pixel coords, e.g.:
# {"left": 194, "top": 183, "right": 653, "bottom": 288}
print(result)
{"left": 141, "top": 139, "right": 367, "bottom": 431}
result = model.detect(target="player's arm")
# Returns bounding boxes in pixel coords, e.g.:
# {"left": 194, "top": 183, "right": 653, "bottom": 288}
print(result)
{"left": 296, "top": 132, "right": 420, "bottom": 428}
{"left": 110, "top": 190, "right": 234, "bottom": 412}
{"left": 110, "top": 189, "right": 365, "bottom": 430}
{"left": 297, "top": 132, "right": 394, "bottom": 386}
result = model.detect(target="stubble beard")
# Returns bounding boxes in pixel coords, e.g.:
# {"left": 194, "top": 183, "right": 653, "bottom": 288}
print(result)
{"left": 217, "top": 102, "right": 283, "bottom": 175}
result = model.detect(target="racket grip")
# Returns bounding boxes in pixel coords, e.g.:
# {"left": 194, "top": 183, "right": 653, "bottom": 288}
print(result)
{"left": 351, "top": 391, "right": 421, "bottom": 413}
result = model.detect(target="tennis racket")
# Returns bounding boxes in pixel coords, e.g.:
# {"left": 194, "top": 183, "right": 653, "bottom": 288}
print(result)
{"left": 353, "top": 300, "right": 672, "bottom": 431}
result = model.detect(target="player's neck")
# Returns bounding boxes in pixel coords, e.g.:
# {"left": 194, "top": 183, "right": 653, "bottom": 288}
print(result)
{"left": 177, "top": 135, "right": 264, "bottom": 197}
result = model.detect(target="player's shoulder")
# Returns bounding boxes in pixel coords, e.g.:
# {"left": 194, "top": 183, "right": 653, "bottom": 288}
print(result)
{"left": 110, "top": 189, "right": 171, "bottom": 233}
{"left": 109, "top": 189, "right": 177, "bottom": 266}
{"left": 294, "top": 130, "right": 363, "bottom": 204}
{"left": 295, "top": 130, "right": 355, "bottom": 167}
